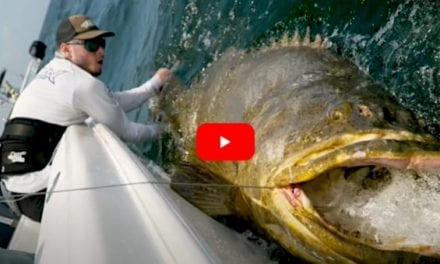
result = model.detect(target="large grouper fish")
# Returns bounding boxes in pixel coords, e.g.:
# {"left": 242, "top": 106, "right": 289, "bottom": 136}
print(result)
{"left": 155, "top": 33, "right": 440, "bottom": 263}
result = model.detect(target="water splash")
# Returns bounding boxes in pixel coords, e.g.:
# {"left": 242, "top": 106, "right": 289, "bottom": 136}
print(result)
{"left": 331, "top": 0, "right": 440, "bottom": 136}
{"left": 304, "top": 166, "right": 440, "bottom": 248}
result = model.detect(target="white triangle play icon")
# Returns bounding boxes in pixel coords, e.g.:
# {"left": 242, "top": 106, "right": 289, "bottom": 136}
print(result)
{"left": 220, "top": 136, "right": 231, "bottom": 148}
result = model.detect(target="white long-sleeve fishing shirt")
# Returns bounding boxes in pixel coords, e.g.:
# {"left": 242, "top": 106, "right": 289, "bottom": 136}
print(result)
{"left": 3, "top": 54, "right": 163, "bottom": 193}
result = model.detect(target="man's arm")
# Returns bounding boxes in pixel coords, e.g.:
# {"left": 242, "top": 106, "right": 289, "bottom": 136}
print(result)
{"left": 73, "top": 77, "right": 164, "bottom": 142}
{"left": 113, "top": 68, "right": 170, "bottom": 112}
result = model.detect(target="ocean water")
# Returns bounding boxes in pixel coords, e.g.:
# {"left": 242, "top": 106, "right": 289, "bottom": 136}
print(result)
{"left": 39, "top": 0, "right": 439, "bottom": 135}
{"left": 38, "top": 0, "right": 439, "bottom": 261}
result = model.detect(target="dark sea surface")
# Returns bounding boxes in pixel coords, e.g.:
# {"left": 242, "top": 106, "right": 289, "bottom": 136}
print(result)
{"left": 38, "top": 0, "right": 439, "bottom": 261}
{"left": 40, "top": 0, "right": 439, "bottom": 135}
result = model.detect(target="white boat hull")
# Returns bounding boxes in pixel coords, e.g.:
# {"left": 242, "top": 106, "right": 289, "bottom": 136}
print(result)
{"left": 33, "top": 124, "right": 269, "bottom": 263}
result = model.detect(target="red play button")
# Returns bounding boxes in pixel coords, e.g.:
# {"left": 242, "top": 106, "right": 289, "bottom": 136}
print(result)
{"left": 196, "top": 123, "right": 255, "bottom": 161}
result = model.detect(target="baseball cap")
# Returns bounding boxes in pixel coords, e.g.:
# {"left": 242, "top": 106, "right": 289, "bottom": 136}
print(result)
{"left": 56, "top": 15, "right": 115, "bottom": 46}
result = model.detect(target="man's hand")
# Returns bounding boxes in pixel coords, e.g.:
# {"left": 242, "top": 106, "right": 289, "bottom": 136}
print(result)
{"left": 148, "top": 123, "right": 169, "bottom": 138}
{"left": 155, "top": 68, "right": 171, "bottom": 84}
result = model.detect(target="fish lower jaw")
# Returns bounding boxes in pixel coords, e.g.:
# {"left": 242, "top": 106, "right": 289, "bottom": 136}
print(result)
{"left": 282, "top": 161, "right": 440, "bottom": 258}
{"left": 267, "top": 187, "right": 355, "bottom": 263}
{"left": 280, "top": 183, "right": 391, "bottom": 246}
{"left": 268, "top": 186, "right": 407, "bottom": 263}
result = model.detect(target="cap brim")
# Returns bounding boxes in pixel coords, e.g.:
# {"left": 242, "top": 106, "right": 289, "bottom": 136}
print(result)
{"left": 74, "top": 30, "right": 115, "bottom": 40}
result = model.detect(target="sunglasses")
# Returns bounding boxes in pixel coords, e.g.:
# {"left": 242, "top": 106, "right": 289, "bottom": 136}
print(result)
{"left": 67, "top": 38, "right": 106, "bottom": 52}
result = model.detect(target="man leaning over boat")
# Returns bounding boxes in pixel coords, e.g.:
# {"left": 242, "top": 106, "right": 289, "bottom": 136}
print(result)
{"left": 0, "top": 14, "right": 170, "bottom": 222}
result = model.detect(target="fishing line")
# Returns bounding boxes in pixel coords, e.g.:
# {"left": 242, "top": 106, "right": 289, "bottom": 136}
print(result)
{"left": 0, "top": 181, "right": 278, "bottom": 204}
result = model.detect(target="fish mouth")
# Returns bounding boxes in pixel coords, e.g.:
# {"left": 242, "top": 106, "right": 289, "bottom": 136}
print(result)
{"left": 269, "top": 129, "right": 440, "bottom": 259}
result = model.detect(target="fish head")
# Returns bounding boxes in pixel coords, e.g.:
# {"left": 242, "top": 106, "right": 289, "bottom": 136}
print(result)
{"left": 220, "top": 47, "right": 440, "bottom": 262}
{"left": 163, "top": 45, "right": 440, "bottom": 263}
{"left": 240, "top": 129, "right": 440, "bottom": 263}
